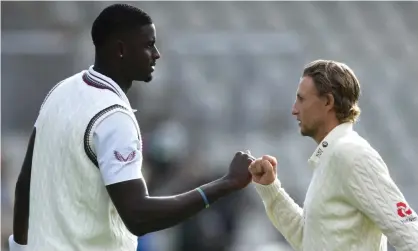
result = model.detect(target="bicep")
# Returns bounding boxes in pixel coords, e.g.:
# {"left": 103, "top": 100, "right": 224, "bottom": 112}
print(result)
{"left": 106, "top": 178, "right": 148, "bottom": 230}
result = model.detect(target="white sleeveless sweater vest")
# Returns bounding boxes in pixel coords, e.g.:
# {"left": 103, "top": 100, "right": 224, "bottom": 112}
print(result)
{"left": 28, "top": 70, "right": 139, "bottom": 251}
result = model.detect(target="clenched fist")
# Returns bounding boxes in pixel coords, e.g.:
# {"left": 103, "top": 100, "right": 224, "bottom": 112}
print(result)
{"left": 224, "top": 151, "right": 255, "bottom": 190}
{"left": 249, "top": 155, "right": 277, "bottom": 185}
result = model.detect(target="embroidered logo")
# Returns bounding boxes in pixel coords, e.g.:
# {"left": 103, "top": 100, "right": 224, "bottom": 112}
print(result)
{"left": 114, "top": 150, "right": 136, "bottom": 162}
{"left": 315, "top": 148, "right": 323, "bottom": 158}
{"left": 397, "top": 202, "right": 417, "bottom": 223}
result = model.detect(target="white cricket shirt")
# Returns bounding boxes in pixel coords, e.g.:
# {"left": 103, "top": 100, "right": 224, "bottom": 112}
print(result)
{"left": 254, "top": 123, "right": 418, "bottom": 251}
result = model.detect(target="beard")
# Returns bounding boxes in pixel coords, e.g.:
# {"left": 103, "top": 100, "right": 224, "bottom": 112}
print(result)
{"left": 300, "top": 123, "right": 317, "bottom": 138}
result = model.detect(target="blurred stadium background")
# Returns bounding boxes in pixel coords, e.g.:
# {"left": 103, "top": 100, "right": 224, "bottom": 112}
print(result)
{"left": 2, "top": 1, "right": 418, "bottom": 251}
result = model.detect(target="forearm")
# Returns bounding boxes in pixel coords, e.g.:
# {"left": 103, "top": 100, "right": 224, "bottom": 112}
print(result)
{"left": 254, "top": 179, "right": 304, "bottom": 251}
{"left": 131, "top": 177, "right": 236, "bottom": 235}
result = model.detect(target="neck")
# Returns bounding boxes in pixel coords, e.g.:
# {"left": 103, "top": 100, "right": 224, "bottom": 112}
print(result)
{"left": 313, "top": 119, "right": 340, "bottom": 145}
{"left": 93, "top": 57, "right": 132, "bottom": 94}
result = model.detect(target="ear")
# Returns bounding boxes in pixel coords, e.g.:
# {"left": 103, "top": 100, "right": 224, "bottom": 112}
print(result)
{"left": 323, "top": 93, "right": 334, "bottom": 111}
{"left": 116, "top": 40, "right": 125, "bottom": 58}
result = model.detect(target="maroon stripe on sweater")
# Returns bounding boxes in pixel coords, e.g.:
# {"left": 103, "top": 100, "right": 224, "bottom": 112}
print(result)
{"left": 88, "top": 70, "right": 121, "bottom": 97}
{"left": 82, "top": 73, "right": 119, "bottom": 96}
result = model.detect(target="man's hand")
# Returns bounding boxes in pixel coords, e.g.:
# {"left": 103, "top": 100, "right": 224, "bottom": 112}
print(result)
{"left": 249, "top": 155, "right": 277, "bottom": 185}
{"left": 223, "top": 151, "right": 255, "bottom": 190}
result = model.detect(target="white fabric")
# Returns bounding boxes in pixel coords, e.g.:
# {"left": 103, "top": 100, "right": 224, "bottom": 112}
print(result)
{"left": 94, "top": 111, "right": 143, "bottom": 185}
{"left": 86, "top": 65, "right": 131, "bottom": 105}
{"left": 8, "top": 235, "right": 27, "bottom": 251}
{"left": 27, "top": 66, "right": 139, "bottom": 251}
{"left": 254, "top": 123, "right": 418, "bottom": 251}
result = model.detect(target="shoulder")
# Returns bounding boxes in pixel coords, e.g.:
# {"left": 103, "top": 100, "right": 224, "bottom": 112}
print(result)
{"left": 331, "top": 134, "right": 392, "bottom": 190}
{"left": 95, "top": 110, "right": 137, "bottom": 134}
{"left": 331, "top": 131, "right": 382, "bottom": 168}
{"left": 40, "top": 72, "right": 82, "bottom": 107}
{"left": 91, "top": 108, "right": 139, "bottom": 144}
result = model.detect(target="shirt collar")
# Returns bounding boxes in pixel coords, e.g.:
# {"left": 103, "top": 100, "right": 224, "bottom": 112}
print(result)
{"left": 85, "top": 65, "right": 132, "bottom": 109}
{"left": 308, "top": 122, "right": 354, "bottom": 169}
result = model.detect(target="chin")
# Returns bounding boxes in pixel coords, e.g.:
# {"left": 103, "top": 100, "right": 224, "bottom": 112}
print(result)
{"left": 300, "top": 130, "right": 309, "bottom": 137}
{"left": 299, "top": 126, "right": 310, "bottom": 137}
{"left": 142, "top": 72, "right": 153, "bottom": 82}
{"left": 300, "top": 128, "right": 316, "bottom": 138}
{"left": 135, "top": 74, "right": 153, "bottom": 83}
{"left": 144, "top": 75, "right": 153, "bottom": 83}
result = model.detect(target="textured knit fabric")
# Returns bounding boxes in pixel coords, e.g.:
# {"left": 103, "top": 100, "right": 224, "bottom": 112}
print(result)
{"left": 28, "top": 68, "right": 138, "bottom": 251}
{"left": 255, "top": 123, "right": 418, "bottom": 251}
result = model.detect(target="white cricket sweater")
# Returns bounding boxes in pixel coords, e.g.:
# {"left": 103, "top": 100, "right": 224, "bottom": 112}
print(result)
{"left": 28, "top": 68, "right": 139, "bottom": 251}
{"left": 255, "top": 123, "right": 418, "bottom": 251}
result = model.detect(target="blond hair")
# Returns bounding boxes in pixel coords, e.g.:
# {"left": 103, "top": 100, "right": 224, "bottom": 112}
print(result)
{"left": 303, "top": 59, "right": 361, "bottom": 123}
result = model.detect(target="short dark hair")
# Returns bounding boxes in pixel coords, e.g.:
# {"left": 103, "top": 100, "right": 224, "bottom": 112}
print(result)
{"left": 91, "top": 4, "right": 153, "bottom": 47}
{"left": 303, "top": 60, "right": 361, "bottom": 123}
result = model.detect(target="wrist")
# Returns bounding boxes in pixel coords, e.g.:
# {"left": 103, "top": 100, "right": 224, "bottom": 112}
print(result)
{"left": 253, "top": 179, "right": 283, "bottom": 204}
{"left": 253, "top": 178, "right": 276, "bottom": 186}
{"left": 220, "top": 175, "right": 241, "bottom": 191}
{"left": 196, "top": 187, "right": 210, "bottom": 208}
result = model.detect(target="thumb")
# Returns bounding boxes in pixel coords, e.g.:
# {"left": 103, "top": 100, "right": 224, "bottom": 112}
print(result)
{"left": 245, "top": 150, "right": 255, "bottom": 161}
{"left": 262, "top": 155, "right": 277, "bottom": 167}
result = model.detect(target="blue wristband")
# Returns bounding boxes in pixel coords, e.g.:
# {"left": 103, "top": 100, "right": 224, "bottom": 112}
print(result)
{"left": 196, "top": 187, "right": 210, "bottom": 208}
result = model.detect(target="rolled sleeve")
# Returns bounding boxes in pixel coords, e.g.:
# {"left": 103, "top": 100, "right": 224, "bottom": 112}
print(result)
{"left": 93, "top": 111, "right": 143, "bottom": 186}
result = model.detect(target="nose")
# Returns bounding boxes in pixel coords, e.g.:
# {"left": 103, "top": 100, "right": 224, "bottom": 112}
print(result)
{"left": 292, "top": 103, "right": 298, "bottom": 116}
{"left": 153, "top": 46, "right": 161, "bottom": 60}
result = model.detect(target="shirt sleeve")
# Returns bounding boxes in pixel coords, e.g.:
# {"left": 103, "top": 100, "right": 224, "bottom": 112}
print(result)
{"left": 343, "top": 148, "right": 418, "bottom": 250}
{"left": 92, "top": 111, "right": 143, "bottom": 186}
{"left": 254, "top": 180, "right": 304, "bottom": 251}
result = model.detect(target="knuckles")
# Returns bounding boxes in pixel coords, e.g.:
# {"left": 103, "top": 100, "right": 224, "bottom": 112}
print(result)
{"left": 235, "top": 151, "right": 244, "bottom": 156}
